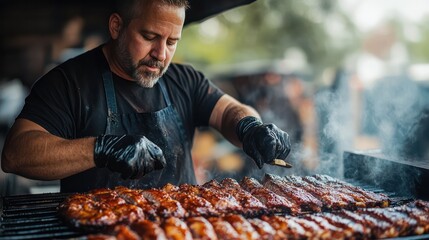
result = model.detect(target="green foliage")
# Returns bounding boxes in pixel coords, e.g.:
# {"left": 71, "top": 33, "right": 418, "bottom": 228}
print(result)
{"left": 174, "top": 0, "right": 360, "bottom": 81}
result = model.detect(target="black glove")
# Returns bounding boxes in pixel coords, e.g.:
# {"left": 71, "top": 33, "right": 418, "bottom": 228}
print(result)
{"left": 94, "top": 135, "right": 166, "bottom": 179}
{"left": 236, "top": 116, "right": 291, "bottom": 168}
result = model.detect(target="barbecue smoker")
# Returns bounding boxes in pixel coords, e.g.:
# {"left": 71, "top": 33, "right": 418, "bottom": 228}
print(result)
{"left": 1, "top": 152, "right": 429, "bottom": 239}
{"left": 344, "top": 150, "right": 429, "bottom": 201}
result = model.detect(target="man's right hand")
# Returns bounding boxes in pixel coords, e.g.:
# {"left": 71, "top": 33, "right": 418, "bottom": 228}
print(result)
{"left": 94, "top": 135, "right": 166, "bottom": 179}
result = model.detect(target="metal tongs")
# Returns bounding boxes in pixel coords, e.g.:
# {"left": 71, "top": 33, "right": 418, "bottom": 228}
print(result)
{"left": 269, "top": 159, "right": 293, "bottom": 168}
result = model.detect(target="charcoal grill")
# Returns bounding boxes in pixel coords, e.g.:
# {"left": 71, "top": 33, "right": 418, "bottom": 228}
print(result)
{"left": 1, "top": 173, "right": 428, "bottom": 239}
{"left": 344, "top": 149, "right": 429, "bottom": 201}
{"left": 0, "top": 193, "right": 86, "bottom": 239}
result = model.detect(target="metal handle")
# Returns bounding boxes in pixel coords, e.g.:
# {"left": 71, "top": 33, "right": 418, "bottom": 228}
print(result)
{"left": 270, "top": 159, "right": 293, "bottom": 168}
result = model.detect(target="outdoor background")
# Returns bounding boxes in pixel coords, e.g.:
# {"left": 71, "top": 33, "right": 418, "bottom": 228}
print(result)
{"left": 1, "top": 0, "right": 429, "bottom": 195}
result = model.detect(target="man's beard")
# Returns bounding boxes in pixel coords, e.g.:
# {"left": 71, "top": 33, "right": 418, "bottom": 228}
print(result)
{"left": 116, "top": 38, "right": 168, "bottom": 88}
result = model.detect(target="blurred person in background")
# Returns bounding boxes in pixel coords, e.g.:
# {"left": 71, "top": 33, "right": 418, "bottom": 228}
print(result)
{"left": 1, "top": 0, "right": 292, "bottom": 193}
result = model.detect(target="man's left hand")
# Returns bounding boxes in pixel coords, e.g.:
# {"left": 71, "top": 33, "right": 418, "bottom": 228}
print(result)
{"left": 236, "top": 116, "right": 291, "bottom": 168}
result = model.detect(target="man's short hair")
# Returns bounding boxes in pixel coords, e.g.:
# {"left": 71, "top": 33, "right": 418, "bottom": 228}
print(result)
{"left": 115, "top": 0, "right": 190, "bottom": 26}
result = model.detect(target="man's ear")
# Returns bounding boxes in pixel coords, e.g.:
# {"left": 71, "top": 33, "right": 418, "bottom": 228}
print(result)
{"left": 109, "top": 13, "right": 123, "bottom": 40}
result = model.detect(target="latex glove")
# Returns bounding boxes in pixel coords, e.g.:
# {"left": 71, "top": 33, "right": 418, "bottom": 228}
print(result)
{"left": 236, "top": 116, "right": 291, "bottom": 168}
{"left": 94, "top": 135, "right": 166, "bottom": 179}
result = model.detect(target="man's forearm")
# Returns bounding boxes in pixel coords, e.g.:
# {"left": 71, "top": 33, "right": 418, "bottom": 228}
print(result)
{"left": 210, "top": 95, "right": 260, "bottom": 147}
{"left": 1, "top": 128, "right": 95, "bottom": 180}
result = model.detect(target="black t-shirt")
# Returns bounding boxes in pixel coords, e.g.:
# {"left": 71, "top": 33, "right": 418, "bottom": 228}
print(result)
{"left": 19, "top": 46, "right": 224, "bottom": 145}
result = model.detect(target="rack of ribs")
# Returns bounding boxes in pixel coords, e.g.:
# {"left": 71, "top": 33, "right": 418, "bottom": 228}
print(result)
{"left": 262, "top": 174, "right": 323, "bottom": 212}
{"left": 58, "top": 193, "right": 118, "bottom": 228}
{"left": 240, "top": 176, "right": 299, "bottom": 215}
{"left": 246, "top": 218, "right": 277, "bottom": 240}
{"left": 186, "top": 217, "right": 218, "bottom": 240}
{"left": 161, "top": 217, "right": 193, "bottom": 240}
{"left": 207, "top": 217, "right": 241, "bottom": 239}
{"left": 200, "top": 180, "right": 243, "bottom": 215}
{"left": 113, "top": 186, "right": 158, "bottom": 221}
{"left": 313, "top": 174, "right": 390, "bottom": 207}
{"left": 141, "top": 188, "right": 186, "bottom": 219}
{"left": 302, "top": 176, "right": 367, "bottom": 208}
{"left": 222, "top": 214, "right": 261, "bottom": 240}
{"left": 218, "top": 178, "right": 268, "bottom": 216}
{"left": 283, "top": 175, "right": 351, "bottom": 210}
{"left": 162, "top": 183, "right": 219, "bottom": 218}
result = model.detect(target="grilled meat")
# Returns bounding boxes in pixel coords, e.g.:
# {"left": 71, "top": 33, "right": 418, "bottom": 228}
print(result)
{"left": 200, "top": 180, "right": 243, "bottom": 214}
{"left": 114, "top": 186, "right": 158, "bottom": 221}
{"left": 186, "top": 217, "right": 218, "bottom": 240}
{"left": 261, "top": 215, "right": 309, "bottom": 239}
{"left": 222, "top": 214, "right": 260, "bottom": 240}
{"left": 58, "top": 193, "right": 118, "bottom": 228}
{"left": 161, "top": 217, "right": 193, "bottom": 240}
{"left": 302, "top": 175, "right": 366, "bottom": 208}
{"left": 359, "top": 207, "right": 418, "bottom": 236}
{"left": 317, "top": 212, "right": 367, "bottom": 239}
{"left": 207, "top": 217, "right": 241, "bottom": 240}
{"left": 141, "top": 188, "right": 186, "bottom": 219}
{"left": 284, "top": 175, "right": 350, "bottom": 210}
{"left": 219, "top": 178, "right": 267, "bottom": 216}
{"left": 130, "top": 219, "right": 168, "bottom": 240}
{"left": 240, "top": 176, "right": 299, "bottom": 215}
{"left": 337, "top": 209, "right": 398, "bottom": 238}
{"left": 313, "top": 174, "right": 390, "bottom": 207}
{"left": 263, "top": 174, "right": 323, "bottom": 212}
{"left": 302, "top": 215, "right": 348, "bottom": 240}
{"left": 246, "top": 218, "right": 277, "bottom": 240}
{"left": 163, "top": 183, "right": 219, "bottom": 217}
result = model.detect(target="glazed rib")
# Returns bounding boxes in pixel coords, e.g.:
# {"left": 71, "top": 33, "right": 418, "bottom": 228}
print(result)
{"left": 261, "top": 215, "right": 308, "bottom": 239}
{"left": 246, "top": 218, "right": 277, "bottom": 240}
{"left": 302, "top": 175, "right": 367, "bottom": 208}
{"left": 219, "top": 178, "right": 267, "bottom": 216}
{"left": 240, "top": 176, "right": 299, "bottom": 215}
{"left": 207, "top": 217, "right": 241, "bottom": 240}
{"left": 262, "top": 174, "right": 323, "bottom": 212}
{"left": 283, "top": 175, "right": 350, "bottom": 210}
{"left": 337, "top": 209, "right": 398, "bottom": 239}
{"left": 394, "top": 205, "right": 429, "bottom": 234}
{"left": 222, "top": 214, "right": 261, "bottom": 240}
{"left": 130, "top": 220, "right": 168, "bottom": 240}
{"left": 141, "top": 188, "right": 186, "bottom": 219}
{"left": 186, "top": 217, "right": 218, "bottom": 240}
{"left": 114, "top": 186, "right": 158, "bottom": 221}
{"left": 161, "top": 217, "right": 193, "bottom": 240}
{"left": 58, "top": 193, "right": 118, "bottom": 228}
{"left": 313, "top": 174, "right": 390, "bottom": 207}
{"left": 302, "top": 215, "right": 348, "bottom": 240}
{"left": 318, "top": 212, "right": 367, "bottom": 239}
{"left": 292, "top": 217, "right": 333, "bottom": 239}
{"left": 163, "top": 183, "right": 219, "bottom": 218}
{"left": 359, "top": 207, "right": 418, "bottom": 236}
{"left": 112, "top": 225, "right": 140, "bottom": 240}
{"left": 200, "top": 180, "right": 243, "bottom": 214}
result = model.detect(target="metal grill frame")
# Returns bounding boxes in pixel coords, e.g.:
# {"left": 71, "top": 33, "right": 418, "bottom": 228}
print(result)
{"left": 1, "top": 179, "right": 429, "bottom": 239}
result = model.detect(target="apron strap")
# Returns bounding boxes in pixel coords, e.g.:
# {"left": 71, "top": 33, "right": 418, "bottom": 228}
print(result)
{"left": 158, "top": 78, "right": 171, "bottom": 106}
{"left": 100, "top": 56, "right": 119, "bottom": 134}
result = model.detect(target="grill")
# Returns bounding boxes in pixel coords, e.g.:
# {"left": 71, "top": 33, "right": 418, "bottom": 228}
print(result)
{"left": 1, "top": 153, "right": 429, "bottom": 239}
{"left": 0, "top": 193, "right": 85, "bottom": 240}
{"left": 344, "top": 149, "right": 429, "bottom": 200}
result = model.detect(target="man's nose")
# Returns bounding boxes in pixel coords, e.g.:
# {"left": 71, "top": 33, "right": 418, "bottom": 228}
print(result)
{"left": 150, "top": 41, "right": 167, "bottom": 62}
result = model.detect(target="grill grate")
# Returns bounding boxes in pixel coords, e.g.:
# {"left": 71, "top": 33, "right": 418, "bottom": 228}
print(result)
{"left": 0, "top": 193, "right": 85, "bottom": 240}
{"left": 0, "top": 180, "right": 428, "bottom": 239}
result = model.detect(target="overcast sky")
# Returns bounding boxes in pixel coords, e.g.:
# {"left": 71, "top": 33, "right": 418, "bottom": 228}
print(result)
{"left": 339, "top": 0, "right": 429, "bottom": 32}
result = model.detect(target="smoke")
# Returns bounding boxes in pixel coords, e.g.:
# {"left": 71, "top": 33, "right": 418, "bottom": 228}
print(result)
{"left": 315, "top": 69, "right": 429, "bottom": 193}
{"left": 364, "top": 75, "right": 429, "bottom": 158}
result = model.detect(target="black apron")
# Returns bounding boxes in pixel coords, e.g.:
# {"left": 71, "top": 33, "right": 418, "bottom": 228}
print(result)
{"left": 61, "top": 52, "right": 196, "bottom": 192}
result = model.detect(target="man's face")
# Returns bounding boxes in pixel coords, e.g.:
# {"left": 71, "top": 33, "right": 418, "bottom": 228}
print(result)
{"left": 114, "top": 1, "right": 185, "bottom": 88}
